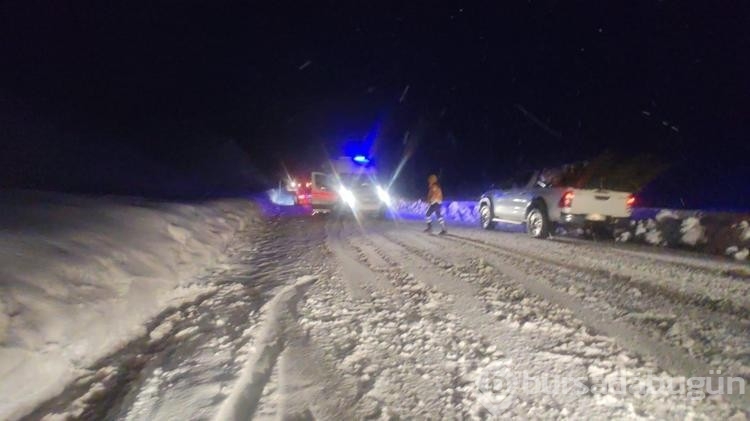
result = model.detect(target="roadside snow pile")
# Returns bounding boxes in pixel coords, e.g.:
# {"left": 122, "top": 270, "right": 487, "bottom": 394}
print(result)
{"left": 447, "top": 201, "right": 481, "bottom": 223}
{"left": 621, "top": 210, "right": 749, "bottom": 260}
{"left": 395, "top": 200, "right": 479, "bottom": 224}
{"left": 731, "top": 221, "right": 750, "bottom": 261}
{"left": 632, "top": 210, "right": 693, "bottom": 247}
{"left": 739, "top": 221, "right": 750, "bottom": 242}
{"left": 0, "top": 191, "right": 257, "bottom": 420}
{"left": 733, "top": 248, "right": 750, "bottom": 261}
{"left": 266, "top": 187, "right": 296, "bottom": 206}
{"left": 397, "top": 199, "right": 430, "bottom": 216}
{"left": 679, "top": 217, "right": 706, "bottom": 246}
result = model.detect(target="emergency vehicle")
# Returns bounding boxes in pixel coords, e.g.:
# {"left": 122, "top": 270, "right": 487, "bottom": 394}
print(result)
{"left": 291, "top": 155, "right": 391, "bottom": 216}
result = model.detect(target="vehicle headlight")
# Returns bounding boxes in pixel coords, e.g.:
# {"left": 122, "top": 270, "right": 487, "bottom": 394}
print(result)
{"left": 376, "top": 185, "right": 391, "bottom": 205}
{"left": 339, "top": 187, "right": 356, "bottom": 207}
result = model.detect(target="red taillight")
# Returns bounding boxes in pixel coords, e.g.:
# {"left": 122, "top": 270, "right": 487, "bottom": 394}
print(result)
{"left": 559, "top": 190, "right": 574, "bottom": 208}
{"left": 626, "top": 195, "right": 636, "bottom": 207}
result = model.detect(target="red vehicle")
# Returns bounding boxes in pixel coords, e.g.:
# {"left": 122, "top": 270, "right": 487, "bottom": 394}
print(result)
{"left": 292, "top": 172, "right": 338, "bottom": 211}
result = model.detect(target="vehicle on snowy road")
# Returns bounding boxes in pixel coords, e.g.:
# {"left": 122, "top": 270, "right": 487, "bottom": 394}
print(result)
{"left": 479, "top": 168, "right": 634, "bottom": 238}
{"left": 288, "top": 172, "right": 340, "bottom": 212}
{"left": 293, "top": 156, "right": 391, "bottom": 217}
{"left": 333, "top": 172, "right": 390, "bottom": 218}
{"left": 326, "top": 156, "right": 391, "bottom": 218}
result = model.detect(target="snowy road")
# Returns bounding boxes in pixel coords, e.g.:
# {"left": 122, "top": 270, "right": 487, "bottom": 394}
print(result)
{"left": 28, "top": 215, "right": 750, "bottom": 420}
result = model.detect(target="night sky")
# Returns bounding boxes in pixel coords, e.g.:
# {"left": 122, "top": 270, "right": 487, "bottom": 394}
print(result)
{"left": 1, "top": 1, "right": 748, "bottom": 207}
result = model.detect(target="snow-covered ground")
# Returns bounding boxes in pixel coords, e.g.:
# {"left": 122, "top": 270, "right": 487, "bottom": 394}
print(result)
{"left": 0, "top": 191, "right": 258, "bottom": 420}
{"left": 5, "top": 196, "right": 750, "bottom": 419}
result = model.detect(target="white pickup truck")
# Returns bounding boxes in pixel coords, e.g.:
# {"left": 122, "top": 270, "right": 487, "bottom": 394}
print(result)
{"left": 478, "top": 169, "right": 634, "bottom": 238}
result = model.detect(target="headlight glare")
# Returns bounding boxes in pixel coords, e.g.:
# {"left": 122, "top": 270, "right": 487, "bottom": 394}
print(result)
{"left": 376, "top": 185, "right": 391, "bottom": 205}
{"left": 339, "top": 187, "right": 356, "bottom": 207}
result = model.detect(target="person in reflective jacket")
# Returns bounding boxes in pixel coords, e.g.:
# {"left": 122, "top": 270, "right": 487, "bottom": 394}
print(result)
{"left": 425, "top": 174, "right": 446, "bottom": 234}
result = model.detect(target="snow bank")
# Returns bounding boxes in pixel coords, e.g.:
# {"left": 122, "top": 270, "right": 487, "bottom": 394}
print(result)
{"left": 395, "top": 199, "right": 480, "bottom": 225}
{"left": 679, "top": 217, "right": 706, "bottom": 246}
{"left": 265, "top": 188, "right": 296, "bottom": 206}
{"left": 396, "top": 199, "right": 750, "bottom": 260}
{"left": 629, "top": 210, "right": 750, "bottom": 259}
{"left": 0, "top": 191, "right": 258, "bottom": 420}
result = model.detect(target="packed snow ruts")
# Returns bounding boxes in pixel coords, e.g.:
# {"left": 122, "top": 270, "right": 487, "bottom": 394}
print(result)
{"left": 324, "top": 225, "right": 748, "bottom": 416}
{"left": 420, "top": 228, "right": 750, "bottom": 382}
{"left": 8, "top": 204, "right": 750, "bottom": 419}
{"left": 23, "top": 216, "right": 327, "bottom": 421}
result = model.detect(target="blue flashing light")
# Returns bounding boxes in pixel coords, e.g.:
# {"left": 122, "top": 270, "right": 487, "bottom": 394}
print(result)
{"left": 353, "top": 155, "right": 370, "bottom": 164}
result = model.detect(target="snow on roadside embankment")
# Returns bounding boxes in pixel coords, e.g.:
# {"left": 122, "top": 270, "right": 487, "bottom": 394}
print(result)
{"left": 625, "top": 209, "right": 750, "bottom": 261}
{"left": 395, "top": 199, "right": 750, "bottom": 260}
{"left": 0, "top": 191, "right": 258, "bottom": 420}
{"left": 395, "top": 199, "right": 481, "bottom": 225}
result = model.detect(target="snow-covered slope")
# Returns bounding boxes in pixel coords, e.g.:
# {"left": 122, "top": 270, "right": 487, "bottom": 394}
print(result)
{"left": 0, "top": 191, "right": 258, "bottom": 420}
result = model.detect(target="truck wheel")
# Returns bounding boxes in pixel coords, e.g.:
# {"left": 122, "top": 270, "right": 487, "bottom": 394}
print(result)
{"left": 480, "top": 203, "right": 496, "bottom": 230}
{"left": 526, "top": 207, "right": 550, "bottom": 239}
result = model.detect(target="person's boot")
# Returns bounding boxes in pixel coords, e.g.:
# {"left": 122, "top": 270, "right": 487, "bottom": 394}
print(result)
{"left": 424, "top": 222, "right": 432, "bottom": 232}
{"left": 438, "top": 219, "right": 447, "bottom": 235}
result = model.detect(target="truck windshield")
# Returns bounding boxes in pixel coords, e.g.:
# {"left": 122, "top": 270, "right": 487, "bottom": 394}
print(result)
{"left": 338, "top": 173, "right": 378, "bottom": 188}
{"left": 313, "top": 173, "right": 333, "bottom": 190}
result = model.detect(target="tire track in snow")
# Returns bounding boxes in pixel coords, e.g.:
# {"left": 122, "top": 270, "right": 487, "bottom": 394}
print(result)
{"left": 27, "top": 217, "right": 328, "bottom": 421}
{"left": 447, "top": 229, "right": 750, "bottom": 319}
{"left": 253, "top": 220, "right": 422, "bottom": 419}
{"left": 371, "top": 228, "right": 743, "bottom": 417}
{"left": 551, "top": 236, "right": 749, "bottom": 276}
{"left": 362, "top": 232, "right": 585, "bottom": 416}
{"left": 346, "top": 235, "right": 392, "bottom": 272}
{"left": 324, "top": 222, "right": 380, "bottom": 300}
{"left": 373, "top": 230, "right": 569, "bottom": 349}
{"left": 425, "top": 230, "right": 750, "bottom": 412}
{"left": 296, "top": 223, "right": 486, "bottom": 418}
{"left": 274, "top": 325, "right": 362, "bottom": 420}
{"left": 213, "top": 275, "right": 318, "bottom": 421}
{"left": 393, "top": 227, "right": 750, "bottom": 373}
{"left": 427, "top": 229, "right": 750, "bottom": 371}
{"left": 453, "top": 228, "right": 750, "bottom": 317}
